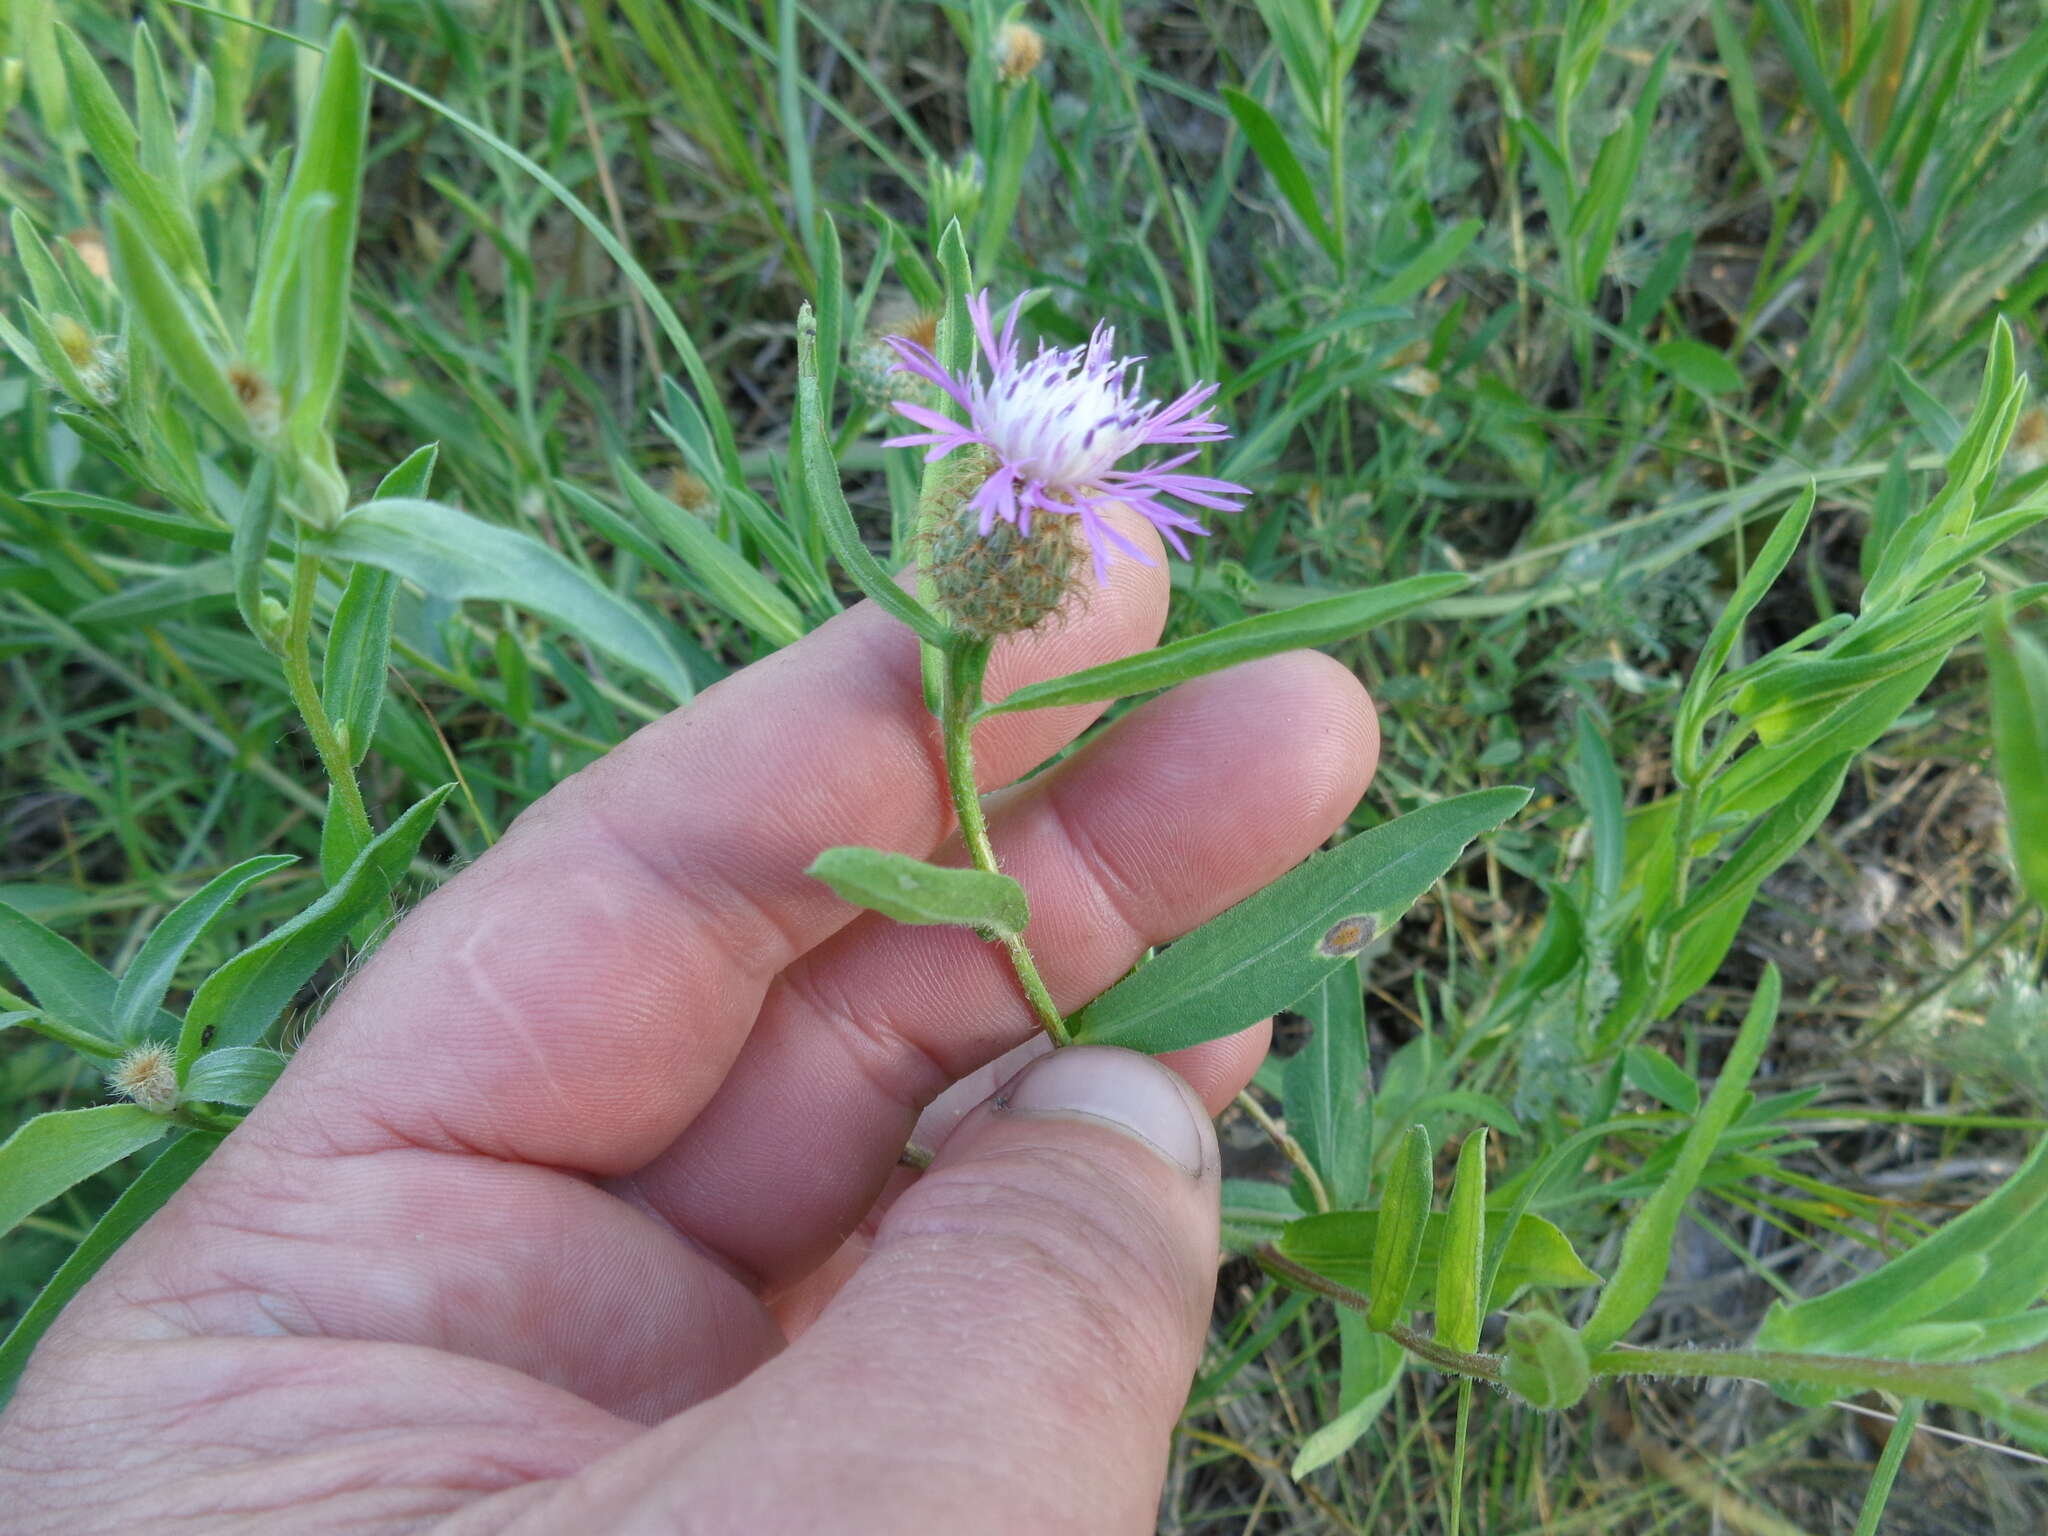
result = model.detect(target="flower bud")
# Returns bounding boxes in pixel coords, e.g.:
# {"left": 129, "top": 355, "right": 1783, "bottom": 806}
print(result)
{"left": 109, "top": 1043, "right": 179, "bottom": 1114}
{"left": 1502, "top": 1309, "right": 1592, "bottom": 1410}
{"left": 924, "top": 447, "right": 1079, "bottom": 640}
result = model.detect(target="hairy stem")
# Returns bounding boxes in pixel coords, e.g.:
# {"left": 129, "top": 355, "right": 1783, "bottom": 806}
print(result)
{"left": 1256, "top": 1244, "right": 2048, "bottom": 1413}
{"left": 281, "top": 545, "right": 373, "bottom": 860}
{"left": 939, "top": 636, "right": 1070, "bottom": 1047}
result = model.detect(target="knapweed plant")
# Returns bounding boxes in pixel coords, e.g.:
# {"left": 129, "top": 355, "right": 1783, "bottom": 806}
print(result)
{"left": 8, "top": 5, "right": 2048, "bottom": 1528}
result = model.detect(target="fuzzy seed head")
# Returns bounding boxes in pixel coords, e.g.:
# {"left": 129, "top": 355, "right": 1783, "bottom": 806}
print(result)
{"left": 925, "top": 446, "right": 1078, "bottom": 639}
{"left": 668, "top": 468, "right": 714, "bottom": 512}
{"left": 110, "top": 1044, "right": 179, "bottom": 1113}
{"left": 997, "top": 21, "right": 1045, "bottom": 81}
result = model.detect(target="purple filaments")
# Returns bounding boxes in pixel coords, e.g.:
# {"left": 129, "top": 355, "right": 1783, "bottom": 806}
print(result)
{"left": 884, "top": 292, "right": 1249, "bottom": 582}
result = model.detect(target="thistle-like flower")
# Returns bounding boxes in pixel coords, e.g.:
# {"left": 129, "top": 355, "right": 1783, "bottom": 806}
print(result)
{"left": 885, "top": 293, "right": 1247, "bottom": 583}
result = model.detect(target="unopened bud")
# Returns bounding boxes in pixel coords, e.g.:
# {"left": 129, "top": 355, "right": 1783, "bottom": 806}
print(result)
{"left": 997, "top": 21, "right": 1044, "bottom": 82}
{"left": 1502, "top": 1310, "right": 1591, "bottom": 1410}
{"left": 924, "top": 448, "right": 1078, "bottom": 640}
{"left": 257, "top": 594, "right": 289, "bottom": 641}
{"left": 51, "top": 314, "right": 95, "bottom": 369}
{"left": 109, "top": 1043, "right": 179, "bottom": 1114}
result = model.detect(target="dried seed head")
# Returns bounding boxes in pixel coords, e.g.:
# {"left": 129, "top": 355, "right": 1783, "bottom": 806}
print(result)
{"left": 228, "top": 364, "right": 280, "bottom": 438}
{"left": 997, "top": 21, "right": 1045, "bottom": 81}
{"left": 110, "top": 1043, "right": 179, "bottom": 1114}
{"left": 924, "top": 446, "right": 1079, "bottom": 640}
{"left": 668, "top": 468, "right": 714, "bottom": 512}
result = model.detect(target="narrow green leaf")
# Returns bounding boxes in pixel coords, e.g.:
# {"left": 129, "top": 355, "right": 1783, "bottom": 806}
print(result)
{"left": 321, "top": 498, "right": 692, "bottom": 702}
{"left": 987, "top": 573, "right": 1470, "bottom": 715}
{"left": 0, "top": 901, "right": 118, "bottom": 1049}
{"left": 56, "top": 23, "right": 205, "bottom": 281}
{"left": 1582, "top": 965, "right": 1782, "bottom": 1353}
{"left": 111, "top": 855, "right": 296, "bottom": 1044}
{"left": 104, "top": 204, "right": 245, "bottom": 437}
{"left": 1070, "top": 788, "right": 1530, "bottom": 1053}
{"left": 0, "top": 1105, "right": 172, "bottom": 1242}
{"left": 795, "top": 305, "right": 945, "bottom": 644}
{"left": 246, "top": 20, "right": 366, "bottom": 443}
{"left": 1675, "top": 483, "right": 1816, "bottom": 781}
{"left": 1289, "top": 1313, "right": 1404, "bottom": 1476}
{"left": 1284, "top": 961, "right": 1373, "bottom": 1209}
{"left": 1281, "top": 1208, "right": 1600, "bottom": 1308}
{"left": 617, "top": 465, "right": 808, "bottom": 648}
{"left": 1436, "top": 1129, "right": 1489, "bottom": 1353}
{"left": 22, "top": 491, "right": 234, "bottom": 553}
{"left": 1651, "top": 338, "right": 1744, "bottom": 396}
{"left": 177, "top": 786, "right": 452, "bottom": 1068}
{"left": 1369, "top": 1125, "right": 1432, "bottom": 1330}
{"left": 374, "top": 442, "right": 441, "bottom": 501}
{"left": 1221, "top": 87, "right": 1340, "bottom": 263}
{"left": 1623, "top": 1044, "right": 1701, "bottom": 1115}
{"left": 1658, "top": 761, "right": 1846, "bottom": 1012}
{"left": 322, "top": 565, "right": 399, "bottom": 765}
{"left": 0, "top": 1131, "right": 219, "bottom": 1405}
{"left": 808, "top": 846, "right": 1028, "bottom": 939}
{"left": 230, "top": 464, "right": 278, "bottom": 642}
{"left": 1368, "top": 218, "right": 1482, "bottom": 306}
{"left": 1985, "top": 600, "right": 2048, "bottom": 910}
{"left": 183, "top": 1046, "right": 288, "bottom": 1107}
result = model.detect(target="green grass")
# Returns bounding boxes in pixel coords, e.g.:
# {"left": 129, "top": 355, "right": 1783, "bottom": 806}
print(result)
{"left": 5, "top": 0, "right": 2048, "bottom": 1528}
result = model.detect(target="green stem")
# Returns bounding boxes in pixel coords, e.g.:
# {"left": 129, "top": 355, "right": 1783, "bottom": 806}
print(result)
{"left": 281, "top": 545, "right": 373, "bottom": 856}
{"left": 1256, "top": 1244, "right": 2048, "bottom": 1413}
{"left": 940, "top": 636, "right": 1070, "bottom": 1047}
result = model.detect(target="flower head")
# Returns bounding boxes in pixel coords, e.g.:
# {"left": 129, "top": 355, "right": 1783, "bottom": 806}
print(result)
{"left": 109, "top": 1043, "right": 178, "bottom": 1114}
{"left": 884, "top": 292, "right": 1248, "bottom": 583}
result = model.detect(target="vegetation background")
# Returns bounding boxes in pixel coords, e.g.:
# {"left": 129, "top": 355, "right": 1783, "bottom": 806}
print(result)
{"left": 4, "top": 0, "right": 2048, "bottom": 1529}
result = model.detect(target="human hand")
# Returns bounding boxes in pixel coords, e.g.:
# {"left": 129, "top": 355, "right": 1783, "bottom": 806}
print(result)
{"left": 0, "top": 509, "right": 1376, "bottom": 1533}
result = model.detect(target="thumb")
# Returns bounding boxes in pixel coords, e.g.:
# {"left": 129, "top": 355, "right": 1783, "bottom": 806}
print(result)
{"left": 700, "top": 1046, "right": 1221, "bottom": 1534}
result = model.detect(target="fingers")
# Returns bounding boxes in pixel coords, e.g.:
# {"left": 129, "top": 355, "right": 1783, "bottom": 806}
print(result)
{"left": 506, "top": 1049, "right": 1223, "bottom": 1534}
{"left": 257, "top": 513, "right": 1171, "bottom": 1173}
{"left": 627, "top": 650, "right": 1374, "bottom": 1286}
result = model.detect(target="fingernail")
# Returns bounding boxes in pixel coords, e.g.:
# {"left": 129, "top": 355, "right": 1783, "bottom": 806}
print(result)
{"left": 999, "top": 1046, "right": 1208, "bottom": 1177}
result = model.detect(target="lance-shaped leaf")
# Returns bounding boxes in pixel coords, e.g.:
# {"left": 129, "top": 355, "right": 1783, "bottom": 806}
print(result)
{"left": 1985, "top": 599, "right": 2048, "bottom": 909}
{"left": 105, "top": 204, "right": 245, "bottom": 437}
{"left": 111, "top": 854, "right": 296, "bottom": 1044}
{"left": 56, "top": 23, "right": 205, "bottom": 282}
{"left": 1435, "top": 1129, "right": 1489, "bottom": 1353}
{"left": 183, "top": 1046, "right": 288, "bottom": 1107}
{"left": 795, "top": 306, "right": 945, "bottom": 644}
{"left": 0, "top": 1105, "right": 172, "bottom": 1242}
{"left": 1368, "top": 1124, "right": 1432, "bottom": 1330}
{"left": 808, "top": 846, "right": 1028, "bottom": 939}
{"left": 245, "top": 22, "right": 366, "bottom": 449}
{"left": 321, "top": 498, "right": 692, "bottom": 702}
{"left": 0, "top": 1131, "right": 219, "bottom": 1403}
{"left": 0, "top": 900, "right": 117, "bottom": 1048}
{"left": 1070, "top": 787, "right": 1530, "bottom": 1053}
{"left": 177, "top": 786, "right": 452, "bottom": 1068}
{"left": 985, "top": 573, "right": 1471, "bottom": 716}
{"left": 1279, "top": 1207, "right": 1599, "bottom": 1311}
{"left": 1582, "top": 965, "right": 1781, "bottom": 1353}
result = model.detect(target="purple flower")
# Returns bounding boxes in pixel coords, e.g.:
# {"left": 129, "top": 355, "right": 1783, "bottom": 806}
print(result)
{"left": 884, "top": 292, "right": 1249, "bottom": 582}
